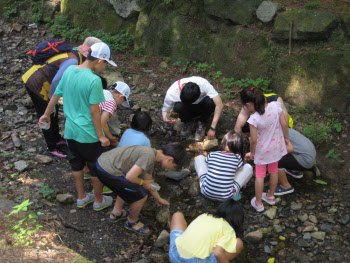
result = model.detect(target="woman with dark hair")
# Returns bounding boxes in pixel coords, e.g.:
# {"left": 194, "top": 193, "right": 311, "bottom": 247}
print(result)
{"left": 194, "top": 132, "right": 253, "bottom": 201}
{"left": 169, "top": 200, "right": 244, "bottom": 262}
{"left": 118, "top": 111, "right": 153, "bottom": 148}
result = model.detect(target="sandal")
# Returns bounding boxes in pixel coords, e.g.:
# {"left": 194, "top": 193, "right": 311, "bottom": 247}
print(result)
{"left": 262, "top": 192, "right": 276, "bottom": 205}
{"left": 108, "top": 209, "right": 130, "bottom": 223}
{"left": 251, "top": 197, "right": 264, "bottom": 212}
{"left": 124, "top": 218, "right": 152, "bottom": 236}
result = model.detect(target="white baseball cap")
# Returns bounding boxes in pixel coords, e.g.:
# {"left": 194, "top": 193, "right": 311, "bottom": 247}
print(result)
{"left": 111, "top": 81, "right": 131, "bottom": 108}
{"left": 90, "top": 42, "right": 117, "bottom": 67}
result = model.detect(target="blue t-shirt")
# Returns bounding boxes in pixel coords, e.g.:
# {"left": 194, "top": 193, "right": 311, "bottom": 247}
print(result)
{"left": 118, "top": 129, "right": 151, "bottom": 148}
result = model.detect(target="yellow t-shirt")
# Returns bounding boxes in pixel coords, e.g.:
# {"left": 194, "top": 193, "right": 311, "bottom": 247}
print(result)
{"left": 175, "top": 214, "right": 237, "bottom": 259}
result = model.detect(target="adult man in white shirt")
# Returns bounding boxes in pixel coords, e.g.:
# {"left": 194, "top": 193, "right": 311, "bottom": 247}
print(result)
{"left": 162, "top": 76, "right": 223, "bottom": 141}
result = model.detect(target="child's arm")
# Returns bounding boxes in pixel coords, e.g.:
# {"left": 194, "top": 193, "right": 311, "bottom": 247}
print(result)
{"left": 90, "top": 104, "right": 110, "bottom": 147}
{"left": 249, "top": 124, "right": 257, "bottom": 160}
{"left": 143, "top": 172, "right": 170, "bottom": 206}
{"left": 234, "top": 107, "right": 250, "bottom": 134}
{"left": 38, "top": 94, "right": 60, "bottom": 126}
{"left": 279, "top": 112, "right": 289, "bottom": 145}
{"left": 213, "top": 245, "right": 230, "bottom": 263}
{"left": 101, "top": 111, "right": 119, "bottom": 147}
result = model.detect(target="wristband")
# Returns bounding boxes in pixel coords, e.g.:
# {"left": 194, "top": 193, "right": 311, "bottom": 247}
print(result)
{"left": 210, "top": 126, "right": 216, "bottom": 131}
{"left": 139, "top": 179, "right": 143, "bottom": 185}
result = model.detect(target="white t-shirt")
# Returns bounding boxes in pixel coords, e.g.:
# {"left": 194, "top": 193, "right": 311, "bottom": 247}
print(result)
{"left": 162, "top": 76, "right": 219, "bottom": 112}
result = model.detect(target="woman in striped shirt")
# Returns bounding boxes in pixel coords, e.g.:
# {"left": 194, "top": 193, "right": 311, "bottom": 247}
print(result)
{"left": 195, "top": 132, "right": 253, "bottom": 201}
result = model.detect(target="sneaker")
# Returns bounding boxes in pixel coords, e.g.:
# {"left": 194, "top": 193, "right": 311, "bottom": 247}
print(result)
{"left": 92, "top": 185, "right": 113, "bottom": 194}
{"left": 285, "top": 169, "right": 303, "bottom": 179}
{"left": 77, "top": 192, "right": 95, "bottom": 208}
{"left": 83, "top": 173, "right": 91, "bottom": 180}
{"left": 56, "top": 139, "right": 67, "bottom": 146}
{"left": 251, "top": 197, "right": 264, "bottom": 212}
{"left": 274, "top": 185, "right": 295, "bottom": 196}
{"left": 194, "top": 121, "right": 206, "bottom": 141}
{"left": 262, "top": 192, "right": 276, "bottom": 205}
{"left": 93, "top": 196, "right": 113, "bottom": 211}
{"left": 46, "top": 148, "right": 67, "bottom": 158}
{"left": 180, "top": 122, "right": 194, "bottom": 138}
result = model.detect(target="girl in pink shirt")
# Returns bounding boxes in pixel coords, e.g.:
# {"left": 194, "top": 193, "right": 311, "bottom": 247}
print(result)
{"left": 240, "top": 87, "right": 289, "bottom": 212}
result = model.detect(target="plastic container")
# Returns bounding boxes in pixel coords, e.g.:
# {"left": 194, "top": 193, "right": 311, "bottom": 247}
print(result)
{"left": 40, "top": 122, "right": 50, "bottom": 130}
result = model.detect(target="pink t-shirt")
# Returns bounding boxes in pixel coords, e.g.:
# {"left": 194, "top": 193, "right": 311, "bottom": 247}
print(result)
{"left": 247, "top": 101, "right": 287, "bottom": 165}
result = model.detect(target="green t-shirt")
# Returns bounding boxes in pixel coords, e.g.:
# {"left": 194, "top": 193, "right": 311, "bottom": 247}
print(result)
{"left": 97, "top": 145, "right": 157, "bottom": 177}
{"left": 55, "top": 66, "right": 104, "bottom": 143}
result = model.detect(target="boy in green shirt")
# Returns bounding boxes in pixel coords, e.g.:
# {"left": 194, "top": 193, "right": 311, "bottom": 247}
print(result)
{"left": 39, "top": 42, "right": 117, "bottom": 211}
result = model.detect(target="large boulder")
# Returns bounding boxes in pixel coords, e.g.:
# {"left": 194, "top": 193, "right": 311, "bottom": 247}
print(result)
{"left": 107, "top": 0, "right": 147, "bottom": 18}
{"left": 204, "top": 0, "right": 263, "bottom": 25}
{"left": 270, "top": 50, "right": 350, "bottom": 114}
{"left": 61, "top": 0, "right": 135, "bottom": 34}
{"left": 273, "top": 10, "right": 338, "bottom": 40}
{"left": 256, "top": 1, "right": 279, "bottom": 23}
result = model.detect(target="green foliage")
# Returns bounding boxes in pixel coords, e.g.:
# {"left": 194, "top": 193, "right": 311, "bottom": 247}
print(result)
{"left": 39, "top": 185, "right": 54, "bottom": 200}
{"left": 304, "top": 1, "right": 321, "bottom": 8}
{"left": 211, "top": 71, "right": 222, "bottom": 82}
{"left": 49, "top": 15, "right": 133, "bottom": 52}
{"left": 301, "top": 122, "right": 332, "bottom": 146}
{"left": 172, "top": 61, "right": 182, "bottom": 67}
{"left": 138, "top": 56, "right": 149, "bottom": 67}
{"left": 193, "top": 62, "right": 215, "bottom": 74}
{"left": 325, "top": 149, "right": 344, "bottom": 163}
{"left": 136, "top": 87, "right": 147, "bottom": 93}
{"left": 325, "top": 108, "right": 342, "bottom": 132}
{"left": 220, "top": 77, "right": 235, "bottom": 88}
{"left": 162, "top": 57, "right": 171, "bottom": 63}
{"left": 0, "top": 184, "right": 7, "bottom": 194}
{"left": 133, "top": 47, "right": 144, "bottom": 56}
{"left": 223, "top": 89, "right": 237, "bottom": 100}
{"left": 6, "top": 200, "right": 43, "bottom": 247}
{"left": 0, "top": 150, "right": 12, "bottom": 159}
{"left": 163, "top": 0, "right": 173, "bottom": 4}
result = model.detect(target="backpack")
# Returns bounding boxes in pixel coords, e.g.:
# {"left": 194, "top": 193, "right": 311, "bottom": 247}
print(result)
{"left": 26, "top": 40, "right": 73, "bottom": 65}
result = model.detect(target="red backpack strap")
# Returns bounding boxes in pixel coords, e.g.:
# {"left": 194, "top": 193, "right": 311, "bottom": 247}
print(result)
{"left": 178, "top": 79, "right": 182, "bottom": 90}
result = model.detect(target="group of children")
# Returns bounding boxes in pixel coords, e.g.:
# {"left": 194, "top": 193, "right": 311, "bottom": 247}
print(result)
{"left": 35, "top": 40, "right": 297, "bottom": 262}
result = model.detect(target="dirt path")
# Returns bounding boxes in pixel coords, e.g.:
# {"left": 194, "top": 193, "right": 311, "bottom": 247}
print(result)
{"left": 0, "top": 20, "right": 350, "bottom": 263}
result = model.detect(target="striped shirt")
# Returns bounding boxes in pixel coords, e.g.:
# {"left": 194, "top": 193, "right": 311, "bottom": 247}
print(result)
{"left": 201, "top": 151, "right": 243, "bottom": 201}
{"left": 99, "top": 90, "right": 117, "bottom": 116}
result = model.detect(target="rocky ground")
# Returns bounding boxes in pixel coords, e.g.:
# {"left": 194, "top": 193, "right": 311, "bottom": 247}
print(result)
{"left": 0, "top": 19, "right": 350, "bottom": 263}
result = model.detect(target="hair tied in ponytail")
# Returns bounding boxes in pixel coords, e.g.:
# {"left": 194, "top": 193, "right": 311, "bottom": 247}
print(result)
{"left": 251, "top": 87, "right": 255, "bottom": 91}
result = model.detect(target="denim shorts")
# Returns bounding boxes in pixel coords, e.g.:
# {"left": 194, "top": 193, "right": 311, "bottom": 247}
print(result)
{"left": 169, "top": 229, "right": 218, "bottom": 263}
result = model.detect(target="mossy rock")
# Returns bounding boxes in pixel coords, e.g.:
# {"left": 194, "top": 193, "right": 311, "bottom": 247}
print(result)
{"left": 270, "top": 50, "right": 350, "bottom": 113}
{"left": 204, "top": 0, "right": 263, "bottom": 25}
{"left": 61, "top": 0, "right": 135, "bottom": 35}
{"left": 341, "top": 14, "right": 350, "bottom": 37}
{"left": 273, "top": 9, "right": 338, "bottom": 40}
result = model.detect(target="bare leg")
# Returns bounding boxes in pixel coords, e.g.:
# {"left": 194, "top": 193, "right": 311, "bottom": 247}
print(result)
{"left": 255, "top": 177, "right": 264, "bottom": 206}
{"left": 268, "top": 172, "right": 278, "bottom": 197}
{"left": 72, "top": 170, "right": 86, "bottom": 200}
{"left": 127, "top": 195, "right": 150, "bottom": 233}
{"left": 170, "top": 212, "right": 188, "bottom": 232}
{"left": 91, "top": 176, "right": 103, "bottom": 203}
{"left": 225, "top": 238, "right": 244, "bottom": 260}
{"left": 110, "top": 196, "right": 126, "bottom": 219}
{"left": 278, "top": 169, "right": 292, "bottom": 189}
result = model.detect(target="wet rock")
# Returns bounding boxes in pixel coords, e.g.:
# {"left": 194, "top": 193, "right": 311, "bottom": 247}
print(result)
{"left": 103, "top": 71, "right": 124, "bottom": 86}
{"left": 108, "top": 115, "right": 121, "bottom": 136}
{"left": 131, "top": 74, "right": 141, "bottom": 85}
{"left": 261, "top": 227, "right": 273, "bottom": 236}
{"left": 264, "top": 245, "right": 271, "bottom": 254}
{"left": 132, "top": 104, "right": 140, "bottom": 111}
{"left": 34, "top": 154, "right": 53, "bottom": 164}
{"left": 134, "top": 260, "right": 149, "bottom": 263}
{"left": 0, "top": 197, "right": 18, "bottom": 215}
{"left": 306, "top": 204, "right": 316, "bottom": 210}
{"left": 297, "top": 255, "right": 310, "bottom": 263}
{"left": 298, "top": 214, "right": 308, "bottom": 222}
{"left": 22, "top": 97, "right": 33, "bottom": 108}
{"left": 244, "top": 230, "right": 263, "bottom": 243}
{"left": 156, "top": 205, "right": 170, "bottom": 227}
{"left": 297, "top": 239, "right": 311, "bottom": 248}
{"left": 56, "top": 194, "right": 74, "bottom": 204}
{"left": 256, "top": 1, "right": 278, "bottom": 23}
{"left": 0, "top": 124, "right": 11, "bottom": 132}
{"left": 265, "top": 207, "right": 277, "bottom": 220}
{"left": 11, "top": 133, "right": 21, "bottom": 148}
{"left": 319, "top": 224, "right": 332, "bottom": 234}
{"left": 4, "top": 104, "right": 17, "bottom": 111}
{"left": 311, "top": 231, "right": 326, "bottom": 240}
{"left": 150, "top": 251, "right": 166, "bottom": 263}
{"left": 339, "top": 214, "right": 349, "bottom": 225}
{"left": 14, "top": 160, "right": 28, "bottom": 172}
{"left": 165, "top": 169, "right": 190, "bottom": 181}
{"left": 303, "top": 232, "right": 311, "bottom": 240}
{"left": 274, "top": 225, "right": 283, "bottom": 233}
{"left": 189, "top": 181, "right": 200, "bottom": 197}
{"left": 147, "top": 83, "right": 156, "bottom": 92}
{"left": 308, "top": 215, "right": 318, "bottom": 224}
{"left": 173, "top": 121, "right": 184, "bottom": 132}
{"left": 10, "top": 65, "right": 21, "bottom": 73}
{"left": 291, "top": 202, "right": 303, "bottom": 210}
{"left": 202, "top": 138, "right": 219, "bottom": 150}
{"left": 154, "top": 230, "right": 170, "bottom": 248}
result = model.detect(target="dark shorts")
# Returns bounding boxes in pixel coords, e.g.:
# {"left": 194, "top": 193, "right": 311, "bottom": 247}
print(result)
{"left": 95, "top": 162, "right": 148, "bottom": 204}
{"left": 66, "top": 139, "right": 105, "bottom": 176}
{"left": 266, "top": 95, "right": 279, "bottom": 103}
{"left": 278, "top": 154, "right": 308, "bottom": 171}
